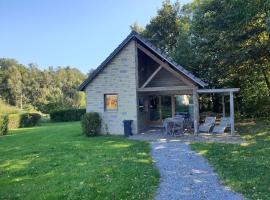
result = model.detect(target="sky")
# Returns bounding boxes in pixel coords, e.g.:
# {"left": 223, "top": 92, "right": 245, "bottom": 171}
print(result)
{"left": 0, "top": 0, "right": 191, "bottom": 74}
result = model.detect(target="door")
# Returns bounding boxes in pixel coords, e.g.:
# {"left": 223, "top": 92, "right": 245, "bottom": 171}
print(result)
{"left": 149, "top": 95, "right": 172, "bottom": 124}
{"left": 161, "top": 96, "right": 172, "bottom": 119}
{"left": 149, "top": 96, "right": 161, "bottom": 124}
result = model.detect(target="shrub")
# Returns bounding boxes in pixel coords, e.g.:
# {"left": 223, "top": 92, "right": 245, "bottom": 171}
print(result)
{"left": 8, "top": 114, "right": 21, "bottom": 129}
{"left": 20, "top": 113, "right": 41, "bottom": 127}
{"left": 6, "top": 113, "right": 41, "bottom": 129}
{"left": 0, "top": 115, "right": 9, "bottom": 136}
{"left": 81, "top": 112, "right": 101, "bottom": 137}
{"left": 50, "top": 109, "right": 86, "bottom": 122}
{"left": 30, "top": 113, "right": 42, "bottom": 126}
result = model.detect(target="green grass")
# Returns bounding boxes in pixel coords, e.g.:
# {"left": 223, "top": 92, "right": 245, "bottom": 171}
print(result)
{"left": 191, "top": 119, "right": 270, "bottom": 200}
{"left": 0, "top": 122, "right": 159, "bottom": 200}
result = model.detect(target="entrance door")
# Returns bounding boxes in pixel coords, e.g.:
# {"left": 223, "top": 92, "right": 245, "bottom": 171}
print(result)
{"left": 149, "top": 96, "right": 161, "bottom": 124}
{"left": 161, "top": 96, "right": 172, "bottom": 120}
{"left": 149, "top": 95, "right": 172, "bottom": 124}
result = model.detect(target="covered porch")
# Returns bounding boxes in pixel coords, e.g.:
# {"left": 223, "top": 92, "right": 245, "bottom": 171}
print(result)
{"left": 137, "top": 86, "right": 195, "bottom": 133}
{"left": 135, "top": 37, "right": 239, "bottom": 135}
{"left": 136, "top": 87, "right": 239, "bottom": 135}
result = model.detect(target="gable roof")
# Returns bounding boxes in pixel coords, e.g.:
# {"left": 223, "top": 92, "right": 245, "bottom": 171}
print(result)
{"left": 78, "top": 31, "right": 207, "bottom": 91}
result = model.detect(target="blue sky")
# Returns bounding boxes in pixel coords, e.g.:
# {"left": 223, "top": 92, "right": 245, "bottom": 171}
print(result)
{"left": 0, "top": 0, "right": 191, "bottom": 74}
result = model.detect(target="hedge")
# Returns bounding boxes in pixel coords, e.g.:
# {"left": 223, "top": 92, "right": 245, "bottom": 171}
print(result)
{"left": 8, "top": 114, "right": 21, "bottom": 129}
{"left": 0, "top": 115, "right": 8, "bottom": 136}
{"left": 0, "top": 113, "right": 41, "bottom": 136}
{"left": 81, "top": 112, "right": 101, "bottom": 136}
{"left": 50, "top": 109, "right": 86, "bottom": 122}
{"left": 20, "top": 113, "right": 41, "bottom": 127}
{"left": 7, "top": 113, "right": 41, "bottom": 129}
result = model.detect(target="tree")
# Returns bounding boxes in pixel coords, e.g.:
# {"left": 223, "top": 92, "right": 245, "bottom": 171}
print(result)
{"left": 143, "top": 0, "right": 181, "bottom": 54}
{"left": 130, "top": 22, "right": 144, "bottom": 33}
{"left": 0, "top": 58, "right": 86, "bottom": 113}
{"left": 137, "top": 0, "right": 270, "bottom": 117}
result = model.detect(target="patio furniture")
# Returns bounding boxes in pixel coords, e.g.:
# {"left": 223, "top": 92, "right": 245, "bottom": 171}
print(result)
{"left": 183, "top": 118, "right": 193, "bottom": 132}
{"left": 199, "top": 116, "right": 216, "bottom": 133}
{"left": 171, "top": 117, "right": 184, "bottom": 136}
{"left": 212, "top": 117, "right": 231, "bottom": 134}
{"left": 163, "top": 117, "right": 184, "bottom": 135}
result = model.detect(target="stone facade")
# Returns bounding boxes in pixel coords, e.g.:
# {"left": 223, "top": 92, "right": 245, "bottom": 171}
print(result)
{"left": 85, "top": 40, "right": 138, "bottom": 135}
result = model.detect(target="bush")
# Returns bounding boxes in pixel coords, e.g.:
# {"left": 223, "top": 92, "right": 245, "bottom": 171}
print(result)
{"left": 7, "top": 113, "right": 41, "bottom": 129}
{"left": 20, "top": 113, "right": 41, "bottom": 127}
{"left": 81, "top": 112, "right": 101, "bottom": 137}
{"left": 50, "top": 109, "right": 86, "bottom": 122}
{"left": 8, "top": 114, "right": 21, "bottom": 129}
{"left": 0, "top": 115, "right": 9, "bottom": 136}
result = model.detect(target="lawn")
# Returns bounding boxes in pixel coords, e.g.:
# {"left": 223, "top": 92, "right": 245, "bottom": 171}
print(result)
{"left": 191, "top": 119, "right": 270, "bottom": 200}
{"left": 0, "top": 122, "right": 159, "bottom": 200}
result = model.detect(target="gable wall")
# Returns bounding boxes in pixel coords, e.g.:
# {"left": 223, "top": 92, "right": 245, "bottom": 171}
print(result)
{"left": 85, "top": 40, "right": 138, "bottom": 135}
{"left": 146, "top": 68, "right": 193, "bottom": 87}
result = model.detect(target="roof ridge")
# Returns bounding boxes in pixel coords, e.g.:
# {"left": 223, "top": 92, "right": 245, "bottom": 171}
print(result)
{"left": 78, "top": 31, "right": 207, "bottom": 91}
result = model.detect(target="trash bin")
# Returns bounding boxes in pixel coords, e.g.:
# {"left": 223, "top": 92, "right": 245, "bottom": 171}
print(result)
{"left": 123, "top": 120, "right": 133, "bottom": 137}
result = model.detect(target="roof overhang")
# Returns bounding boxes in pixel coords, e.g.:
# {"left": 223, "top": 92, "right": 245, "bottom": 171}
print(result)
{"left": 197, "top": 88, "right": 240, "bottom": 93}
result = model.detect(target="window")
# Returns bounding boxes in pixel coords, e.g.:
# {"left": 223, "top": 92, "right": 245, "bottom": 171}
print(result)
{"left": 175, "top": 95, "right": 193, "bottom": 119}
{"left": 104, "top": 94, "right": 118, "bottom": 111}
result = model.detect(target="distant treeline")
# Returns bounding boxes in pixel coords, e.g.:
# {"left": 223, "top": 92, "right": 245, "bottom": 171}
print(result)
{"left": 0, "top": 58, "right": 86, "bottom": 114}
{"left": 131, "top": 0, "right": 270, "bottom": 117}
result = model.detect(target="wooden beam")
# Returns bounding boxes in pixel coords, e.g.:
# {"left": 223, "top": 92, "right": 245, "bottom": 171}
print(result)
{"left": 159, "top": 96, "right": 162, "bottom": 122}
{"left": 230, "top": 91, "right": 235, "bottom": 135}
{"left": 197, "top": 88, "right": 240, "bottom": 93}
{"left": 171, "top": 96, "right": 175, "bottom": 117}
{"left": 193, "top": 89, "right": 199, "bottom": 134}
{"left": 138, "top": 86, "right": 195, "bottom": 92}
{"left": 136, "top": 43, "right": 194, "bottom": 86}
{"left": 141, "top": 65, "right": 162, "bottom": 88}
{"left": 222, "top": 95, "right": 225, "bottom": 117}
{"left": 134, "top": 40, "right": 139, "bottom": 134}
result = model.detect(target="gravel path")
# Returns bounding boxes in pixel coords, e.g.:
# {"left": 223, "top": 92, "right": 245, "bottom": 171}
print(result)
{"left": 151, "top": 140, "right": 244, "bottom": 200}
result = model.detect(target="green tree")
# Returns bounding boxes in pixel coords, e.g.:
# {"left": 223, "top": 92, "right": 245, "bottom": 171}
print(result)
{"left": 0, "top": 58, "right": 86, "bottom": 113}
{"left": 143, "top": 0, "right": 181, "bottom": 54}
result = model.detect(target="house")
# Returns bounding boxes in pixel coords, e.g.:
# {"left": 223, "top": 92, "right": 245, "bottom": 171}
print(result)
{"left": 78, "top": 31, "right": 239, "bottom": 135}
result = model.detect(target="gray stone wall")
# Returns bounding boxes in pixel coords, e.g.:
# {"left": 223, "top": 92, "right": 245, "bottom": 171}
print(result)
{"left": 85, "top": 40, "right": 138, "bottom": 135}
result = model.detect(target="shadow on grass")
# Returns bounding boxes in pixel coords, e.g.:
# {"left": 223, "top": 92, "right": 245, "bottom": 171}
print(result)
{"left": 0, "top": 121, "right": 159, "bottom": 200}
{"left": 191, "top": 119, "right": 270, "bottom": 200}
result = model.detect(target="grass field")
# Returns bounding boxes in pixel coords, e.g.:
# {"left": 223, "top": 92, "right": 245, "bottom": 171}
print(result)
{"left": 0, "top": 122, "right": 159, "bottom": 200}
{"left": 191, "top": 119, "right": 270, "bottom": 200}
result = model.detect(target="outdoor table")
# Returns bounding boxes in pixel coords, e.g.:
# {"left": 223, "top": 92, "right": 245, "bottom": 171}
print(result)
{"left": 163, "top": 117, "right": 184, "bottom": 135}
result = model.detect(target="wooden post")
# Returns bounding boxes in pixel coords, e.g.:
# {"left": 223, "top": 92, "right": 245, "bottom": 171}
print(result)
{"left": 193, "top": 89, "right": 199, "bottom": 134}
{"left": 222, "top": 95, "right": 225, "bottom": 117}
{"left": 171, "top": 95, "right": 175, "bottom": 117}
{"left": 229, "top": 91, "right": 235, "bottom": 135}
{"left": 159, "top": 96, "right": 162, "bottom": 123}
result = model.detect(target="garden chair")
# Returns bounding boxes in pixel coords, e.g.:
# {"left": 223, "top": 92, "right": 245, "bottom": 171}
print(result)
{"left": 199, "top": 116, "right": 216, "bottom": 133}
{"left": 172, "top": 117, "right": 184, "bottom": 136}
{"left": 212, "top": 117, "right": 231, "bottom": 134}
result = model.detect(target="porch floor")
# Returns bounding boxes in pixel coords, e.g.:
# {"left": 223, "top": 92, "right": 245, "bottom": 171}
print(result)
{"left": 130, "top": 128, "right": 244, "bottom": 144}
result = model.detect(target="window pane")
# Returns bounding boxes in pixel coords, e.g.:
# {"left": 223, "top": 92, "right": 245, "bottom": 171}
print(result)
{"left": 105, "top": 94, "right": 117, "bottom": 110}
{"left": 175, "top": 95, "right": 193, "bottom": 118}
